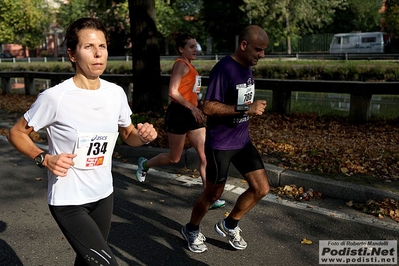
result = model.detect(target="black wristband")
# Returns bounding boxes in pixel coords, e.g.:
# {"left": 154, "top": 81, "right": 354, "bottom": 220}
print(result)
{"left": 34, "top": 152, "right": 47, "bottom": 168}
{"left": 235, "top": 105, "right": 249, "bottom": 112}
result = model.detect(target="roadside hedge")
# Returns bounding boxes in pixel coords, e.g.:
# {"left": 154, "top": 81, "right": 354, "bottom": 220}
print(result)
{"left": 1, "top": 59, "right": 399, "bottom": 81}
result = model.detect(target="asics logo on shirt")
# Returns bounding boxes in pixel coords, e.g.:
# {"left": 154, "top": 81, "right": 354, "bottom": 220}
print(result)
{"left": 91, "top": 135, "right": 108, "bottom": 141}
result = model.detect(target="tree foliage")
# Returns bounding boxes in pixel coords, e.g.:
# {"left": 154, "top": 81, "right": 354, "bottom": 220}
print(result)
{"left": 383, "top": 0, "right": 399, "bottom": 39}
{"left": 155, "top": 0, "right": 181, "bottom": 39}
{"left": 0, "top": 0, "right": 51, "bottom": 53}
{"left": 99, "top": 1, "right": 130, "bottom": 56}
{"left": 55, "top": 0, "right": 130, "bottom": 56}
{"left": 240, "top": 0, "right": 345, "bottom": 54}
{"left": 201, "top": 0, "right": 247, "bottom": 53}
{"left": 325, "top": 0, "right": 382, "bottom": 34}
{"left": 155, "top": 0, "right": 186, "bottom": 55}
{"left": 56, "top": 0, "right": 130, "bottom": 55}
{"left": 155, "top": 0, "right": 205, "bottom": 55}
{"left": 55, "top": 0, "right": 97, "bottom": 28}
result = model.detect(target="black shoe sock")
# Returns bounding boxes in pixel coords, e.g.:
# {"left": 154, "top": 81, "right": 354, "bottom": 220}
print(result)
{"left": 186, "top": 222, "right": 199, "bottom": 232}
{"left": 224, "top": 216, "right": 239, "bottom": 229}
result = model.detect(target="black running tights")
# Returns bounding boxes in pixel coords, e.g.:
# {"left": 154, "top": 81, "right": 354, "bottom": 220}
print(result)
{"left": 49, "top": 193, "right": 118, "bottom": 266}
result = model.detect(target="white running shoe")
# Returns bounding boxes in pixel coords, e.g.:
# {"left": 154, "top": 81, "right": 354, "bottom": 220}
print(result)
{"left": 209, "top": 199, "right": 226, "bottom": 210}
{"left": 214, "top": 219, "right": 247, "bottom": 250}
{"left": 136, "top": 157, "right": 148, "bottom": 182}
{"left": 181, "top": 225, "right": 207, "bottom": 253}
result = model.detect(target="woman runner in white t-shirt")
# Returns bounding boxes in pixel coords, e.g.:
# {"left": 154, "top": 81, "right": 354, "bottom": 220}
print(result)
{"left": 7, "top": 17, "right": 157, "bottom": 265}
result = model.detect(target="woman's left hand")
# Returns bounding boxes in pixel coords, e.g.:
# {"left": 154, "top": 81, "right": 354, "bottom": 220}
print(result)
{"left": 191, "top": 107, "right": 204, "bottom": 123}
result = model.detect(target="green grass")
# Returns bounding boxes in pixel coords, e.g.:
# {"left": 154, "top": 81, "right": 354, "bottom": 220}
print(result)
{"left": 255, "top": 90, "right": 399, "bottom": 119}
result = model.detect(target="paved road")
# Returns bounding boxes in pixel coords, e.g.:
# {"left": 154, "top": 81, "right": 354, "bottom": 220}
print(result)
{"left": 1, "top": 136, "right": 399, "bottom": 266}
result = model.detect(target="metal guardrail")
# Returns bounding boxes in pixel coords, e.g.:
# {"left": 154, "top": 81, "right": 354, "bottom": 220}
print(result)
{"left": 201, "top": 53, "right": 399, "bottom": 60}
{"left": 1, "top": 71, "right": 398, "bottom": 122}
{"left": 1, "top": 53, "right": 399, "bottom": 63}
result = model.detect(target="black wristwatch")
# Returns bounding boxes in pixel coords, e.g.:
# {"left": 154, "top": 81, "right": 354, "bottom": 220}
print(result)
{"left": 235, "top": 105, "right": 250, "bottom": 113}
{"left": 34, "top": 152, "right": 46, "bottom": 168}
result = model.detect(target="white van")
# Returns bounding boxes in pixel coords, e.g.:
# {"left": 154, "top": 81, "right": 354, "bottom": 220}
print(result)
{"left": 329, "top": 32, "right": 390, "bottom": 54}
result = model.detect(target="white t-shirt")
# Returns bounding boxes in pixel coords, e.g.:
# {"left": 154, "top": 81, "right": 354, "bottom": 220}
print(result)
{"left": 24, "top": 78, "right": 132, "bottom": 206}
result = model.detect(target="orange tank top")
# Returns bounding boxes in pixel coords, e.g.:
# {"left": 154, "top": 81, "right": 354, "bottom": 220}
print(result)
{"left": 171, "top": 58, "right": 200, "bottom": 107}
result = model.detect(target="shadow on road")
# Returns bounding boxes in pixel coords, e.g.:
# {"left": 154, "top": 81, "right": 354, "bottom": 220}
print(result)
{"left": 0, "top": 221, "right": 23, "bottom": 266}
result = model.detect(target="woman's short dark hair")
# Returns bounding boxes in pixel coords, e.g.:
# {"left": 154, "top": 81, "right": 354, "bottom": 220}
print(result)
{"left": 64, "top": 18, "right": 108, "bottom": 68}
{"left": 175, "top": 33, "right": 195, "bottom": 55}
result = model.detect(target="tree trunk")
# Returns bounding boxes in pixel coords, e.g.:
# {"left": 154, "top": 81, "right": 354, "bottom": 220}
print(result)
{"left": 285, "top": 11, "right": 292, "bottom": 55}
{"left": 129, "top": 0, "right": 164, "bottom": 114}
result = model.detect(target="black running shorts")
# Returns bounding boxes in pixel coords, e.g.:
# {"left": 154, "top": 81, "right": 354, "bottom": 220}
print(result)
{"left": 164, "top": 102, "right": 205, "bottom": 134}
{"left": 205, "top": 142, "right": 265, "bottom": 184}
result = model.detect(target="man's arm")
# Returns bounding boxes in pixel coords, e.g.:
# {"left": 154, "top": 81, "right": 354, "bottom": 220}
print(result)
{"left": 202, "top": 100, "right": 267, "bottom": 116}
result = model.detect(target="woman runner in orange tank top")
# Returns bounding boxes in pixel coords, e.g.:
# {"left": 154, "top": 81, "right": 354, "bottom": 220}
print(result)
{"left": 136, "top": 33, "right": 225, "bottom": 210}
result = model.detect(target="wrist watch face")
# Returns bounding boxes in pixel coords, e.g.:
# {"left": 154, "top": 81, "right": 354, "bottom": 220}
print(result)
{"left": 34, "top": 153, "right": 44, "bottom": 167}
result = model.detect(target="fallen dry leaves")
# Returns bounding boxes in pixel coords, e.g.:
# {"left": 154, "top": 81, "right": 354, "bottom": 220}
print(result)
{"left": 301, "top": 238, "right": 313, "bottom": 245}
{"left": 272, "top": 184, "right": 322, "bottom": 201}
{"left": 250, "top": 113, "right": 399, "bottom": 223}
{"left": 0, "top": 94, "right": 37, "bottom": 113}
{"left": 352, "top": 198, "right": 399, "bottom": 222}
{"left": 249, "top": 113, "right": 399, "bottom": 182}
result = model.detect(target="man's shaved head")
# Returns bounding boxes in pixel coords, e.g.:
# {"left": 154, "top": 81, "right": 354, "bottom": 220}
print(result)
{"left": 239, "top": 25, "right": 269, "bottom": 45}
{"left": 233, "top": 25, "right": 269, "bottom": 67}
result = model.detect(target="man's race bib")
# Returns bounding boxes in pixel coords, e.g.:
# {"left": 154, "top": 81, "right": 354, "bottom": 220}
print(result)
{"left": 73, "top": 132, "right": 118, "bottom": 169}
{"left": 192, "top": 75, "right": 202, "bottom": 93}
{"left": 236, "top": 83, "right": 255, "bottom": 105}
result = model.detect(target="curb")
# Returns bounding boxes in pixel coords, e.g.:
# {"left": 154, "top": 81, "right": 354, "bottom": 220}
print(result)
{"left": 278, "top": 169, "right": 399, "bottom": 202}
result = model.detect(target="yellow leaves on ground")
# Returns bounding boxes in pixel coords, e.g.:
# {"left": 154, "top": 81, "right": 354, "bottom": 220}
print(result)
{"left": 272, "top": 184, "right": 321, "bottom": 201}
{"left": 352, "top": 198, "right": 399, "bottom": 222}
{"left": 29, "top": 131, "right": 43, "bottom": 142}
{"left": 0, "top": 94, "right": 36, "bottom": 113}
{"left": 113, "top": 151, "right": 123, "bottom": 159}
{"left": 0, "top": 128, "right": 9, "bottom": 136}
{"left": 301, "top": 238, "right": 313, "bottom": 245}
